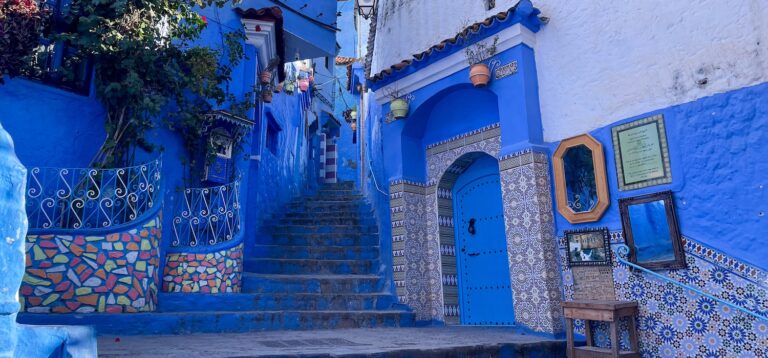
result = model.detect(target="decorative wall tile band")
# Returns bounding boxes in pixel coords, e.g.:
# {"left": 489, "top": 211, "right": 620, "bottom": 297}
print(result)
{"left": 425, "top": 122, "right": 501, "bottom": 156}
{"left": 558, "top": 233, "right": 768, "bottom": 357}
{"left": 498, "top": 150, "right": 548, "bottom": 171}
{"left": 20, "top": 214, "right": 162, "bottom": 314}
{"left": 162, "top": 243, "right": 243, "bottom": 293}
{"left": 500, "top": 158, "right": 564, "bottom": 333}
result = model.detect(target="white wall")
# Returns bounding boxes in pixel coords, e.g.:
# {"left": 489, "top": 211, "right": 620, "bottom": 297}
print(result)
{"left": 371, "top": 0, "right": 768, "bottom": 141}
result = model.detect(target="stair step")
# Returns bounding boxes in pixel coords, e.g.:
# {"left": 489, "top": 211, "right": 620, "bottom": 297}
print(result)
{"left": 245, "top": 258, "right": 378, "bottom": 275}
{"left": 242, "top": 273, "right": 385, "bottom": 294}
{"left": 265, "top": 225, "right": 378, "bottom": 235}
{"left": 17, "top": 310, "right": 414, "bottom": 335}
{"left": 321, "top": 182, "right": 355, "bottom": 190}
{"left": 277, "top": 212, "right": 366, "bottom": 219}
{"left": 257, "top": 234, "right": 380, "bottom": 246}
{"left": 158, "top": 292, "right": 397, "bottom": 312}
{"left": 253, "top": 245, "right": 380, "bottom": 260}
{"left": 276, "top": 217, "right": 375, "bottom": 226}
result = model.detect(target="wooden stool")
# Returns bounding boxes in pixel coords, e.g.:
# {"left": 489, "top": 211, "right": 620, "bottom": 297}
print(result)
{"left": 562, "top": 300, "right": 640, "bottom": 358}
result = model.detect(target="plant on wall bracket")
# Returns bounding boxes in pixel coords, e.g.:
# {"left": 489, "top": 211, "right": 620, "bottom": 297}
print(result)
{"left": 464, "top": 35, "right": 498, "bottom": 87}
{"left": 383, "top": 86, "right": 413, "bottom": 122}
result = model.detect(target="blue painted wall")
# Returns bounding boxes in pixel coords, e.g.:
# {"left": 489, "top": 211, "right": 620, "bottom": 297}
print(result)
{"left": 0, "top": 81, "right": 105, "bottom": 168}
{"left": 378, "top": 38, "right": 543, "bottom": 183}
{"left": 552, "top": 82, "right": 768, "bottom": 271}
{"left": 361, "top": 97, "right": 396, "bottom": 294}
{"left": 332, "top": 2, "right": 361, "bottom": 186}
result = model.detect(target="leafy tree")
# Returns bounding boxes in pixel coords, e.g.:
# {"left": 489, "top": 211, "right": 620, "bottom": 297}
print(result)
{"left": 0, "top": 0, "right": 49, "bottom": 83}
{"left": 57, "top": 0, "right": 257, "bottom": 169}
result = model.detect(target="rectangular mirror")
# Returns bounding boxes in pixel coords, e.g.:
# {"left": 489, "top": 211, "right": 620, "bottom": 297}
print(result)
{"left": 619, "top": 191, "right": 686, "bottom": 270}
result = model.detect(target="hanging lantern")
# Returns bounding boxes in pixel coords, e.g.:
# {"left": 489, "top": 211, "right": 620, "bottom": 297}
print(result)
{"left": 356, "top": 0, "right": 377, "bottom": 20}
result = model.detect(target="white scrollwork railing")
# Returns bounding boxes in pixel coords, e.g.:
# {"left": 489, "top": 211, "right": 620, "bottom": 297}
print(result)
{"left": 171, "top": 180, "right": 241, "bottom": 248}
{"left": 25, "top": 158, "right": 162, "bottom": 231}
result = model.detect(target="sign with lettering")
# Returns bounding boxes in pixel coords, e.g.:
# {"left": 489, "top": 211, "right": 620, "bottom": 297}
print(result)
{"left": 612, "top": 115, "right": 672, "bottom": 190}
{"left": 494, "top": 61, "right": 518, "bottom": 80}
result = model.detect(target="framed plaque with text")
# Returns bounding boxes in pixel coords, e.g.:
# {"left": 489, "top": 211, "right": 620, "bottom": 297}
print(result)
{"left": 612, "top": 114, "right": 672, "bottom": 190}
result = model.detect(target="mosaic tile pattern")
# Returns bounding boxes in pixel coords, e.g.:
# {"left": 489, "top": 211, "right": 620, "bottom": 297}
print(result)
{"left": 558, "top": 232, "right": 768, "bottom": 357}
{"left": 20, "top": 215, "right": 162, "bottom": 313}
{"left": 162, "top": 243, "right": 243, "bottom": 293}
{"left": 499, "top": 151, "right": 564, "bottom": 334}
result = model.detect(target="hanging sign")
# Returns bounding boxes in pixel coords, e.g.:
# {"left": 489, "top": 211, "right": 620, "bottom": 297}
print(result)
{"left": 494, "top": 61, "right": 518, "bottom": 79}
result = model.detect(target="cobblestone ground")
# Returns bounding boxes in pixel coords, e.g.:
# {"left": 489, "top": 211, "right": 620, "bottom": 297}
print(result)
{"left": 97, "top": 327, "right": 567, "bottom": 357}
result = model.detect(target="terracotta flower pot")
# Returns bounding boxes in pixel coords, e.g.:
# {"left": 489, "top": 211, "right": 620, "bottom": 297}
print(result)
{"left": 390, "top": 98, "right": 409, "bottom": 119}
{"left": 351, "top": 122, "right": 357, "bottom": 131}
{"left": 274, "top": 83, "right": 284, "bottom": 93}
{"left": 469, "top": 63, "right": 491, "bottom": 87}
{"left": 299, "top": 79, "right": 310, "bottom": 92}
{"left": 261, "top": 90, "right": 273, "bottom": 103}
{"left": 260, "top": 71, "right": 273, "bottom": 84}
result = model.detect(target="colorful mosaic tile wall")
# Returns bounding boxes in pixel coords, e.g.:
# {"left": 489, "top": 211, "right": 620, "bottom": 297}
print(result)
{"left": 20, "top": 215, "right": 161, "bottom": 313}
{"left": 162, "top": 243, "right": 243, "bottom": 293}
{"left": 559, "top": 232, "right": 768, "bottom": 357}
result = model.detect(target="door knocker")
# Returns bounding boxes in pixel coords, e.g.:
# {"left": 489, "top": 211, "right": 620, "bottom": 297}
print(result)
{"left": 468, "top": 218, "right": 476, "bottom": 235}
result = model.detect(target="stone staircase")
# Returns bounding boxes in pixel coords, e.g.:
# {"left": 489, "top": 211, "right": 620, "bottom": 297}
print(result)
{"left": 19, "top": 182, "right": 412, "bottom": 335}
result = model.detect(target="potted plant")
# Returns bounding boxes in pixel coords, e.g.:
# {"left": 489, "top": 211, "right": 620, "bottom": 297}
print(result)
{"left": 298, "top": 77, "right": 310, "bottom": 92}
{"left": 465, "top": 36, "right": 499, "bottom": 87}
{"left": 386, "top": 88, "right": 410, "bottom": 119}
{"left": 260, "top": 57, "right": 280, "bottom": 84}
{"left": 261, "top": 88, "right": 273, "bottom": 103}
{"left": 284, "top": 80, "right": 295, "bottom": 94}
{"left": 349, "top": 105, "right": 357, "bottom": 120}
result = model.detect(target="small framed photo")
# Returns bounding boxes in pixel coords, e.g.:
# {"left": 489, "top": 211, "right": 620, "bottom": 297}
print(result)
{"left": 619, "top": 191, "right": 686, "bottom": 270}
{"left": 565, "top": 227, "right": 611, "bottom": 267}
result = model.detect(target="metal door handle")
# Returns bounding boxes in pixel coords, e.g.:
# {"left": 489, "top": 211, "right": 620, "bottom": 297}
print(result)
{"left": 468, "top": 218, "right": 476, "bottom": 235}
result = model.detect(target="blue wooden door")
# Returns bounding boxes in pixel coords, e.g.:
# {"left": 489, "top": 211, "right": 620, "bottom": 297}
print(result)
{"left": 453, "top": 156, "right": 515, "bottom": 325}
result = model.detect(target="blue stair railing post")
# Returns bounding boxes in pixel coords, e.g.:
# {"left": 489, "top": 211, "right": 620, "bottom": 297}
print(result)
{"left": 0, "top": 122, "right": 29, "bottom": 357}
{"left": 615, "top": 244, "right": 768, "bottom": 322}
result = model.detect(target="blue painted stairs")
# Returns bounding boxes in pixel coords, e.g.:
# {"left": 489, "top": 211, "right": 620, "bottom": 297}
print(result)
{"left": 19, "top": 182, "right": 413, "bottom": 335}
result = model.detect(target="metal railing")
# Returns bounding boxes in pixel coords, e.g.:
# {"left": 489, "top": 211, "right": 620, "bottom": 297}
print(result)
{"left": 171, "top": 180, "right": 242, "bottom": 247}
{"left": 25, "top": 158, "right": 162, "bottom": 231}
{"left": 616, "top": 244, "right": 768, "bottom": 322}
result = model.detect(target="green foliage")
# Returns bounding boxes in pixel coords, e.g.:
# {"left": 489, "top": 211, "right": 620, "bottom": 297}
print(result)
{"left": 0, "top": 0, "right": 49, "bottom": 83}
{"left": 54, "top": 0, "right": 257, "bottom": 170}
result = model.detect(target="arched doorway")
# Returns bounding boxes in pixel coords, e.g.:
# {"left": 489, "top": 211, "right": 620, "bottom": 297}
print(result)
{"left": 452, "top": 154, "right": 515, "bottom": 325}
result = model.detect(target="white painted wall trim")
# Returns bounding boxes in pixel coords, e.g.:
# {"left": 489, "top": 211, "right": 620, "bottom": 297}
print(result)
{"left": 374, "top": 23, "right": 536, "bottom": 104}
{"left": 242, "top": 19, "right": 278, "bottom": 73}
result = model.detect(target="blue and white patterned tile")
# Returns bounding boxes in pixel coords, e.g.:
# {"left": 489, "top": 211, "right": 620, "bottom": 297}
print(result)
{"left": 558, "top": 232, "right": 768, "bottom": 357}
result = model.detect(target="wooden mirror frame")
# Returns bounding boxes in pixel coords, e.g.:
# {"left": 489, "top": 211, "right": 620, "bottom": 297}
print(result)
{"left": 553, "top": 134, "right": 610, "bottom": 223}
{"left": 619, "top": 190, "right": 686, "bottom": 270}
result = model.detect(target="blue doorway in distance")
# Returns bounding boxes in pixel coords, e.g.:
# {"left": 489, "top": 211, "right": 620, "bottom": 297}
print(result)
{"left": 453, "top": 154, "right": 515, "bottom": 326}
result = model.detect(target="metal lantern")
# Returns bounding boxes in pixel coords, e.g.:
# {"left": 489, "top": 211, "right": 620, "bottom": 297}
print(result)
{"left": 356, "top": 0, "right": 376, "bottom": 19}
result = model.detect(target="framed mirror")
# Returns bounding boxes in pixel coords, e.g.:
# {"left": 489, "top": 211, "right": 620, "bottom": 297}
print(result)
{"left": 619, "top": 191, "right": 686, "bottom": 270}
{"left": 553, "top": 134, "right": 609, "bottom": 223}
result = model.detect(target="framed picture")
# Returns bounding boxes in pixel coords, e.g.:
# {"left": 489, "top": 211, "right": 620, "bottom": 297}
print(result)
{"left": 553, "top": 134, "right": 610, "bottom": 223}
{"left": 565, "top": 227, "right": 611, "bottom": 267}
{"left": 612, "top": 114, "right": 672, "bottom": 191}
{"left": 619, "top": 191, "right": 686, "bottom": 270}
